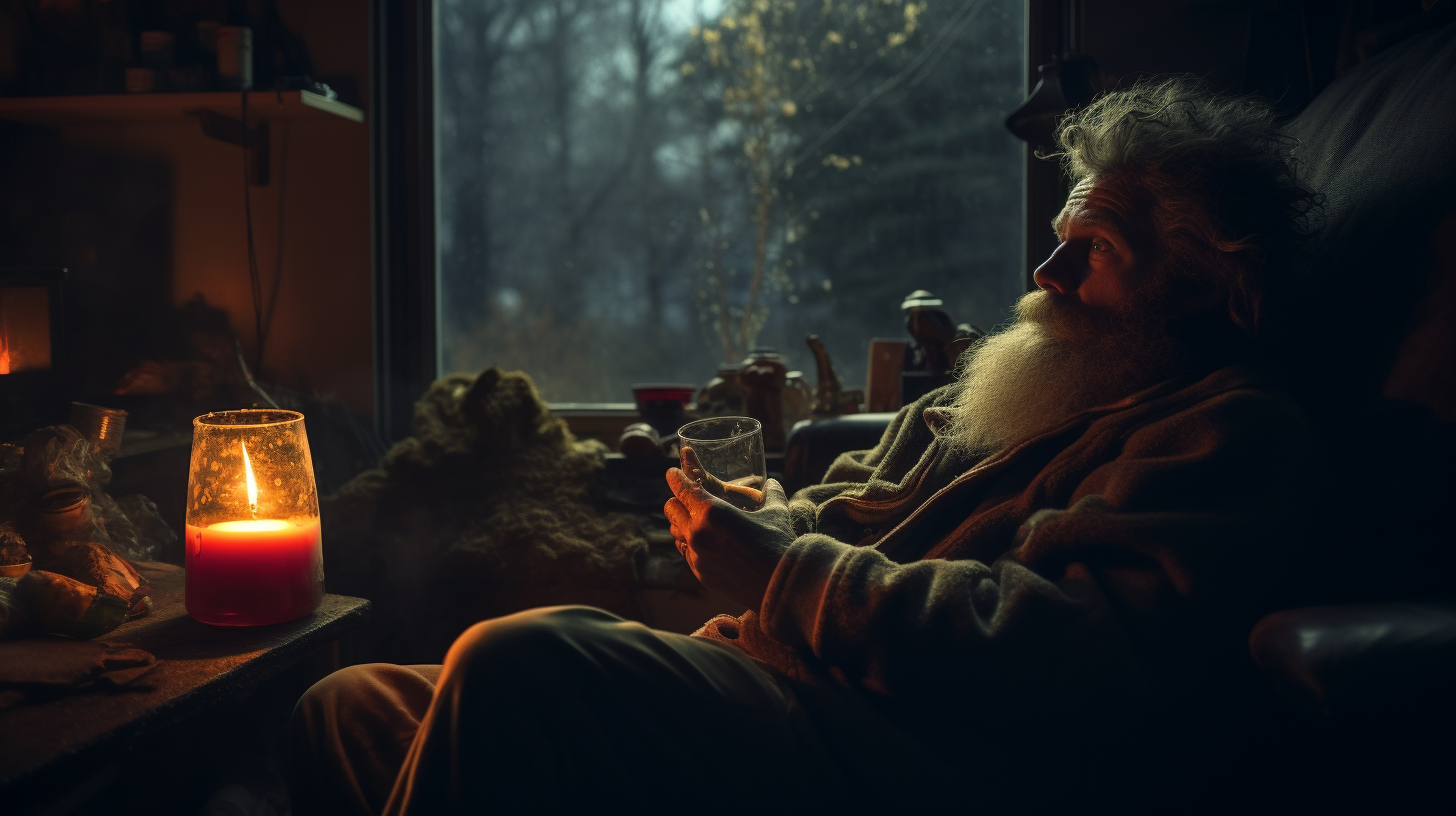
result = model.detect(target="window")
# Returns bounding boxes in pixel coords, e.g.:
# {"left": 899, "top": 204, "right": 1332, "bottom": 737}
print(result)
{"left": 435, "top": 0, "right": 1026, "bottom": 403}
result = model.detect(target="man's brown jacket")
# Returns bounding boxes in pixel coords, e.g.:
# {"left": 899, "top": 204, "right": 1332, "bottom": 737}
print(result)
{"left": 696, "top": 364, "right": 1324, "bottom": 757}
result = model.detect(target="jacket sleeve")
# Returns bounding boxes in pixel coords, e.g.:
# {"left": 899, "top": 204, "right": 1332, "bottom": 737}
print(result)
{"left": 756, "top": 388, "right": 1322, "bottom": 702}
{"left": 787, "top": 386, "right": 959, "bottom": 535}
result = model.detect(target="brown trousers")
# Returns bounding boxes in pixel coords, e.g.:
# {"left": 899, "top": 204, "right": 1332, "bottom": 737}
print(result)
{"left": 289, "top": 606, "right": 922, "bottom": 816}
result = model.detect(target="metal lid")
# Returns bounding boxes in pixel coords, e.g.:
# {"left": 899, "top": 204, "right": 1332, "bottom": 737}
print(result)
{"left": 901, "top": 289, "right": 943, "bottom": 310}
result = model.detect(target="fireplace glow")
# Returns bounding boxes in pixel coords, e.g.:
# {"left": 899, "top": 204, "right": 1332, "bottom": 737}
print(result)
{"left": 0, "top": 286, "right": 53, "bottom": 375}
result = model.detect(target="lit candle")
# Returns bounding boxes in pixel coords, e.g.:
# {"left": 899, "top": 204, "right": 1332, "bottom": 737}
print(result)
{"left": 185, "top": 411, "right": 324, "bottom": 626}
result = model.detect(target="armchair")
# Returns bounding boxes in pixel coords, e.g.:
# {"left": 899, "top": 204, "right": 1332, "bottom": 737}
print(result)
{"left": 782, "top": 13, "right": 1456, "bottom": 810}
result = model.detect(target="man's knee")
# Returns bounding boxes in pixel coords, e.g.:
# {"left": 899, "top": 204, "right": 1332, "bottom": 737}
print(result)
{"left": 293, "top": 663, "right": 440, "bottom": 745}
{"left": 442, "top": 606, "right": 627, "bottom": 689}
{"left": 294, "top": 663, "right": 391, "bottom": 729}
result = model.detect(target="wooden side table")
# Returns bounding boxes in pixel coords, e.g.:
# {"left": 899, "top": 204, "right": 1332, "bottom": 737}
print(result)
{"left": 0, "top": 562, "right": 369, "bottom": 810}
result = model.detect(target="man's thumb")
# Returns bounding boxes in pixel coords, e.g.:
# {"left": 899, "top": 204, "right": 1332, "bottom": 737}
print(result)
{"left": 762, "top": 477, "right": 788, "bottom": 507}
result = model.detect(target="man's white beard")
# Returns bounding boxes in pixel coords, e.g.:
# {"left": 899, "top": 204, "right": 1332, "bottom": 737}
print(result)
{"left": 946, "top": 290, "right": 1182, "bottom": 455}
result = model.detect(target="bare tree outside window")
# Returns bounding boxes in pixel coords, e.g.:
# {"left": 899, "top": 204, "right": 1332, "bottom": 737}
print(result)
{"left": 437, "top": 0, "right": 1025, "bottom": 403}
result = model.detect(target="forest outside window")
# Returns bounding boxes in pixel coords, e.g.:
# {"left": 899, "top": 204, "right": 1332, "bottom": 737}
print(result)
{"left": 435, "top": 0, "right": 1026, "bottom": 404}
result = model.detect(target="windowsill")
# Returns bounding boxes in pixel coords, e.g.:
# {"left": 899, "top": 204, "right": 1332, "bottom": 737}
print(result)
{"left": 548, "top": 405, "right": 642, "bottom": 449}
{"left": 547, "top": 403, "right": 639, "bottom": 414}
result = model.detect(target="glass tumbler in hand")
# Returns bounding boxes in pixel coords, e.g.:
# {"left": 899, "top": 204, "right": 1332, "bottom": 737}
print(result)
{"left": 676, "top": 417, "right": 767, "bottom": 511}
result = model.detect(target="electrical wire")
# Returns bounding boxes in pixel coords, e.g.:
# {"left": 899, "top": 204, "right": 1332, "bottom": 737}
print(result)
{"left": 241, "top": 89, "right": 267, "bottom": 376}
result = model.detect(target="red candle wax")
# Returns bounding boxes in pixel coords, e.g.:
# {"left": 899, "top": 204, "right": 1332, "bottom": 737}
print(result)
{"left": 185, "top": 518, "right": 323, "bottom": 626}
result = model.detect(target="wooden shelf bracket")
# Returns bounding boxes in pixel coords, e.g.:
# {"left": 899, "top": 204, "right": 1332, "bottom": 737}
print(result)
{"left": 185, "top": 108, "right": 270, "bottom": 185}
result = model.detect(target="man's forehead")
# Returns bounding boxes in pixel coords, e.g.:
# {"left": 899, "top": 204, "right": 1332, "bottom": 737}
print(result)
{"left": 1052, "top": 177, "right": 1138, "bottom": 234}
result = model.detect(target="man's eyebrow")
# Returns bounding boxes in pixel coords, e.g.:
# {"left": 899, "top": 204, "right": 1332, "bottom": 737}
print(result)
{"left": 1059, "top": 206, "right": 1126, "bottom": 235}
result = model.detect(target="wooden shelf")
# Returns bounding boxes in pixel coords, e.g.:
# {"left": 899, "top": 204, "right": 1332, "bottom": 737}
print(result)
{"left": 0, "top": 89, "right": 363, "bottom": 126}
{"left": 0, "top": 562, "right": 370, "bottom": 798}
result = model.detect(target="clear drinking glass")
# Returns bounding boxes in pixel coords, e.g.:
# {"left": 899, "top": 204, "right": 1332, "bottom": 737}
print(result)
{"left": 677, "top": 417, "right": 767, "bottom": 510}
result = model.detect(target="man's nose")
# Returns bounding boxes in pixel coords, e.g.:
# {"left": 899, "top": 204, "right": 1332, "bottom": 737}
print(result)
{"left": 1032, "top": 241, "right": 1084, "bottom": 294}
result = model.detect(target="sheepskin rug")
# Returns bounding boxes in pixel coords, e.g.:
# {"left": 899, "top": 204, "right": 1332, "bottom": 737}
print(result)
{"left": 322, "top": 368, "right": 648, "bottom": 663}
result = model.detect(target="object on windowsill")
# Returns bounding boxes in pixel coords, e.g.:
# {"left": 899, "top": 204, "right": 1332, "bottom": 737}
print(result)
{"left": 866, "top": 338, "right": 908, "bottom": 413}
{"left": 618, "top": 422, "right": 665, "bottom": 459}
{"left": 740, "top": 348, "right": 789, "bottom": 451}
{"left": 807, "top": 334, "right": 861, "bottom": 417}
{"left": 631, "top": 383, "right": 697, "bottom": 440}
{"left": 783, "top": 371, "right": 812, "bottom": 429}
{"left": 695, "top": 363, "right": 806, "bottom": 451}
{"left": 900, "top": 290, "right": 984, "bottom": 404}
{"left": 902, "top": 290, "right": 956, "bottom": 375}
{"left": 947, "top": 323, "right": 984, "bottom": 368}
{"left": 697, "top": 368, "right": 748, "bottom": 417}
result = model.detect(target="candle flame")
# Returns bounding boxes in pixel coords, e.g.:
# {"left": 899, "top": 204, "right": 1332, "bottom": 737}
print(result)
{"left": 241, "top": 440, "right": 259, "bottom": 519}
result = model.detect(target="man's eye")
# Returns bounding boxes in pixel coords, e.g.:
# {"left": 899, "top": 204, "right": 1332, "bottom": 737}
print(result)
{"left": 1090, "top": 240, "right": 1109, "bottom": 253}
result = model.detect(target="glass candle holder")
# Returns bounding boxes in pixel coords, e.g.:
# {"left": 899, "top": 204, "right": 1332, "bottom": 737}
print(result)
{"left": 185, "top": 409, "right": 323, "bottom": 626}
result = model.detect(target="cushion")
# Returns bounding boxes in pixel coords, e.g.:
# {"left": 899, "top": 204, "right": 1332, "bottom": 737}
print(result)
{"left": 1284, "top": 19, "right": 1456, "bottom": 418}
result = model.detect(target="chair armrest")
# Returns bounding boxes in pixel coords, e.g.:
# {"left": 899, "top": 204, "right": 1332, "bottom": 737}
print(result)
{"left": 782, "top": 414, "right": 897, "bottom": 493}
{"left": 1248, "top": 602, "right": 1456, "bottom": 729}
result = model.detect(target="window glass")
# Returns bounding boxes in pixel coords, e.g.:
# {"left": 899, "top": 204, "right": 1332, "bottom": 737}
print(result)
{"left": 436, "top": 0, "right": 1026, "bottom": 403}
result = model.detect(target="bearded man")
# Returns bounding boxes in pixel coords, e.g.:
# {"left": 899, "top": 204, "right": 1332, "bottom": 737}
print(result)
{"left": 292, "top": 78, "right": 1323, "bottom": 815}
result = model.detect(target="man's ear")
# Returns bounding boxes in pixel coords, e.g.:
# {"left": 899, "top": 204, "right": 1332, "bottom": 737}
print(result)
{"left": 1177, "top": 257, "right": 1263, "bottom": 335}
{"left": 1223, "top": 261, "right": 1264, "bottom": 335}
{"left": 1165, "top": 274, "right": 1225, "bottom": 319}
{"left": 1183, "top": 280, "right": 1226, "bottom": 315}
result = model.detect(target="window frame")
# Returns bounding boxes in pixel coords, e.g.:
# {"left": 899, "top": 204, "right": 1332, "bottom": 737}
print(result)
{"left": 374, "top": 0, "right": 1061, "bottom": 434}
{"left": 372, "top": 0, "right": 439, "bottom": 442}
{"left": 1025, "top": 0, "right": 1076, "bottom": 289}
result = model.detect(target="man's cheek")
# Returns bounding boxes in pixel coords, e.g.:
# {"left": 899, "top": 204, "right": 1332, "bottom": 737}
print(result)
{"left": 1035, "top": 299, "right": 1103, "bottom": 341}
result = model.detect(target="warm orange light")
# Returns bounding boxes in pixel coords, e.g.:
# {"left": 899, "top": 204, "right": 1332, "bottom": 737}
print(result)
{"left": 211, "top": 519, "right": 291, "bottom": 533}
{"left": 0, "top": 316, "right": 10, "bottom": 375}
{"left": 240, "top": 440, "right": 259, "bottom": 519}
{"left": 187, "top": 409, "right": 323, "bottom": 627}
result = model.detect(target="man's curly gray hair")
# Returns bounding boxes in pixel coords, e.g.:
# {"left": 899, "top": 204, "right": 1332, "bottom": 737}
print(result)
{"left": 1052, "top": 77, "right": 1318, "bottom": 336}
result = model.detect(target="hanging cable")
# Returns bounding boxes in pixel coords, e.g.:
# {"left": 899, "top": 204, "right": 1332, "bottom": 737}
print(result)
{"left": 241, "top": 89, "right": 267, "bottom": 375}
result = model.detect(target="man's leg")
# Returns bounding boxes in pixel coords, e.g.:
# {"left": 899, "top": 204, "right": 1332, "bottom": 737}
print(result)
{"left": 292, "top": 663, "right": 442, "bottom": 816}
{"left": 293, "top": 606, "right": 866, "bottom": 816}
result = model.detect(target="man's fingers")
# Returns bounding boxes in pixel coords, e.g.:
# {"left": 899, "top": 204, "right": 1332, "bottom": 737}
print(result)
{"left": 680, "top": 446, "right": 706, "bottom": 480}
{"left": 678, "top": 447, "right": 733, "bottom": 501}
{"left": 663, "top": 497, "right": 691, "bottom": 530}
{"left": 666, "top": 466, "right": 717, "bottom": 512}
{"left": 665, "top": 466, "right": 696, "bottom": 498}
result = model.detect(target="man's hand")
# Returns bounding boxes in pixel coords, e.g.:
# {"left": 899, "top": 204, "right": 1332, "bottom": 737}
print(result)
{"left": 664, "top": 461, "right": 795, "bottom": 612}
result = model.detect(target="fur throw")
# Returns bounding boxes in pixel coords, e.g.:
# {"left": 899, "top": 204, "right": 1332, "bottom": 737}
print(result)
{"left": 323, "top": 369, "right": 648, "bottom": 662}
